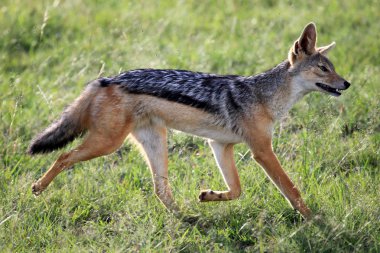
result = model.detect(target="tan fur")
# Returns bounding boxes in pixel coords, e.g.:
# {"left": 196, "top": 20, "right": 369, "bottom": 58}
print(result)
{"left": 199, "top": 141, "right": 241, "bottom": 201}
{"left": 242, "top": 106, "right": 312, "bottom": 219}
{"left": 33, "top": 86, "right": 133, "bottom": 194}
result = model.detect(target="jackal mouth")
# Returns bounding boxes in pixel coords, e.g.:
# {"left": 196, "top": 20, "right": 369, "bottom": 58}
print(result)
{"left": 316, "top": 82, "right": 344, "bottom": 97}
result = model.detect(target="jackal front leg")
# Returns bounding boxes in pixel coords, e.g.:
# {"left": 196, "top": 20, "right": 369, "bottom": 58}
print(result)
{"left": 247, "top": 133, "right": 312, "bottom": 220}
{"left": 199, "top": 141, "right": 241, "bottom": 202}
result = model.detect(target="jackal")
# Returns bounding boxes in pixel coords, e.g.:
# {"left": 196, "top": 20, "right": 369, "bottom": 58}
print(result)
{"left": 29, "top": 22, "right": 350, "bottom": 220}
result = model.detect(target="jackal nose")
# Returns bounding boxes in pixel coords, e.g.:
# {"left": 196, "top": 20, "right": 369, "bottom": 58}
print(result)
{"left": 344, "top": 81, "right": 351, "bottom": 89}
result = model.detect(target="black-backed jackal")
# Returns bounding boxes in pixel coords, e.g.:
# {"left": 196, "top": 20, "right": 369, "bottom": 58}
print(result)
{"left": 29, "top": 23, "right": 350, "bottom": 220}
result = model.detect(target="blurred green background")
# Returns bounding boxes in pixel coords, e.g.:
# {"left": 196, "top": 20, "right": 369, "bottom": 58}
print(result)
{"left": 0, "top": 0, "right": 379, "bottom": 251}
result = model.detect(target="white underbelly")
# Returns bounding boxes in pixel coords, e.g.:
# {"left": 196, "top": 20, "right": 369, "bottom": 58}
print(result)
{"left": 134, "top": 95, "right": 243, "bottom": 144}
{"left": 169, "top": 123, "right": 243, "bottom": 144}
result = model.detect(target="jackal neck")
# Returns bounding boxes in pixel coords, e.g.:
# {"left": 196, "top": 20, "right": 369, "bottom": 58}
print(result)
{"left": 247, "top": 60, "right": 308, "bottom": 120}
{"left": 247, "top": 60, "right": 291, "bottom": 94}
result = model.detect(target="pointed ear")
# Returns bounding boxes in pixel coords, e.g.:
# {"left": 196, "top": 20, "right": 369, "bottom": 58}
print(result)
{"left": 317, "top": 41, "right": 336, "bottom": 55}
{"left": 294, "top": 23, "right": 317, "bottom": 55}
{"left": 288, "top": 22, "right": 317, "bottom": 65}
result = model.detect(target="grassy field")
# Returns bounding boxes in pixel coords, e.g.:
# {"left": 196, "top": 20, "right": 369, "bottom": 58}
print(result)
{"left": 1, "top": 0, "right": 379, "bottom": 251}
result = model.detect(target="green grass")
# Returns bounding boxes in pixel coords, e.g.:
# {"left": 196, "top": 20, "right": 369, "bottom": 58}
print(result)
{"left": 1, "top": 0, "right": 379, "bottom": 251}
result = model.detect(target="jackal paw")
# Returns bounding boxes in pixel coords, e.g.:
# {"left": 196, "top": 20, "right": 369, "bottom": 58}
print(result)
{"left": 199, "top": 189, "right": 223, "bottom": 202}
{"left": 32, "top": 181, "right": 45, "bottom": 196}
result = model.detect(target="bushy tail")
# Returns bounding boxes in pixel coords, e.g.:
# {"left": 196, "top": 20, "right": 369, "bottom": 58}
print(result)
{"left": 28, "top": 113, "right": 84, "bottom": 155}
{"left": 28, "top": 82, "right": 97, "bottom": 155}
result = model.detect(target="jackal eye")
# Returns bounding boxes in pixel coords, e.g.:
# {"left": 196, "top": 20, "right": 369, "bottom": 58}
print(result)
{"left": 318, "top": 65, "right": 329, "bottom": 72}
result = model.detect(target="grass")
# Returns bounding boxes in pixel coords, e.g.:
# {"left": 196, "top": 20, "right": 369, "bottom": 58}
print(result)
{"left": 1, "top": 0, "right": 379, "bottom": 251}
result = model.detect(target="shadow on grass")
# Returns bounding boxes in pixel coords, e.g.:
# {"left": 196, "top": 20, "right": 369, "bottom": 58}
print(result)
{"left": 178, "top": 209, "right": 366, "bottom": 252}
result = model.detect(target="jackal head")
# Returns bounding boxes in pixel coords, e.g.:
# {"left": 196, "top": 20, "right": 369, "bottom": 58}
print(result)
{"left": 288, "top": 23, "right": 350, "bottom": 97}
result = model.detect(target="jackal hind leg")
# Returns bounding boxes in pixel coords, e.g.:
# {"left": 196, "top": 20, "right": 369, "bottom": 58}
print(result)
{"left": 199, "top": 141, "right": 241, "bottom": 202}
{"left": 32, "top": 127, "right": 130, "bottom": 195}
{"left": 131, "top": 125, "right": 179, "bottom": 213}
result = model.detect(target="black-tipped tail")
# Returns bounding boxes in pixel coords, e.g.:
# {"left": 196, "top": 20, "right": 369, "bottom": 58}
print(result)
{"left": 28, "top": 114, "right": 85, "bottom": 155}
{"left": 28, "top": 81, "right": 99, "bottom": 155}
